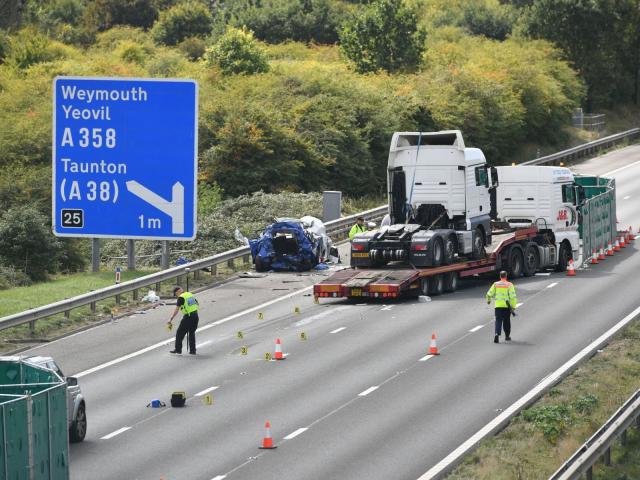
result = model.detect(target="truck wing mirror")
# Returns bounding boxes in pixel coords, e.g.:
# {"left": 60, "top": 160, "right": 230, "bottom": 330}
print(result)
{"left": 66, "top": 376, "right": 78, "bottom": 386}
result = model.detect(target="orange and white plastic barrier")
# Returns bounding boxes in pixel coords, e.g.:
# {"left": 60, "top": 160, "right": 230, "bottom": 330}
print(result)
{"left": 567, "top": 259, "right": 576, "bottom": 276}
{"left": 429, "top": 333, "right": 440, "bottom": 355}
{"left": 259, "top": 421, "right": 277, "bottom": 449}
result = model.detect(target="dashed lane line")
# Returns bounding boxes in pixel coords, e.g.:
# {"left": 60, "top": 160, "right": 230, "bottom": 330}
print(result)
{"left": 195, "top": 386, "right": 220, "bottom": 397}
{"left": 330, "top": 327, "right": 347, "bottom": 334}
{"left": 469, "top": 325, "right": 484, "bottom": 333}
{"left": 101, "top": 427, "right": 131, "bottom": 440}
{"left": 283, "top": 427, "right": 308, "bottom": 440}
{"left": 358, "top": 386, "right": 379, "bottom": 397}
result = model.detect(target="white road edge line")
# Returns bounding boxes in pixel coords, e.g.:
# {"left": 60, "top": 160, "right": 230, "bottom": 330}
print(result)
{"left": 516, "top": 303, "right": 523, "bottom": 308}
{"left": 196, "top": 340, "right": 212, "bottom": 349}
{"left": 283, "top": 427, "right": 308, "bottom": 440}
{"left": 469, "top": 325, "right": 484, "bottom": 333}
{"left": 419, "top": 354, "right": 434, "bottom": 362}
{"left": 330, "top": 327, "right": 347, "bottom": 334}
{"left": 211, "top": 475, "right": 227, "bottom": 480}
{"left": 74, "top": 285, "right": 313, "bottom": 378}
{"left": 101, "top": 426, "right": 130, "bottom": 440}
{"left": 623, "top": 195, "right": 631, "bottom": 200}
{"left": 602, "top": 158, "right": 640, "bottom": 177}
{"left": 417, "top": 304, "right": 640, "bottom": 480}
{"left": 195, "top": 386, "right": 220, "bottom": 397}
{"left": 358, "top": 386, "right": 379, "bottom": 397}
{"left": 535, "top": 272, "right": 552, "bottom": 276}
{"left": 547, "top": 282, "right": 558, "bottom": 289}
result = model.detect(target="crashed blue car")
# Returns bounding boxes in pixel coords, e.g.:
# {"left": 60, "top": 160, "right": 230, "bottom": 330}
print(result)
{"left": 249, "top": 218, "right": 330, "bottom": 272}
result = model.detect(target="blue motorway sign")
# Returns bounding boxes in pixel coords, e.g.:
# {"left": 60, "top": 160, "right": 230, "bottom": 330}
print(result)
{"left": 53, "top": 77, "right": 198, "bottom": 240}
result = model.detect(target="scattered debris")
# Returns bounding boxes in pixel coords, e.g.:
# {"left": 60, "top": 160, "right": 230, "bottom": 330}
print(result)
{"left": 418, "top": 296, "right": 431, "bottom": 303}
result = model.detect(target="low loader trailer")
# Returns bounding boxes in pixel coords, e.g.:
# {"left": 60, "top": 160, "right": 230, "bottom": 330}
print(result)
{"left": 315, "top": 226, "right": 541, "bottom": 299}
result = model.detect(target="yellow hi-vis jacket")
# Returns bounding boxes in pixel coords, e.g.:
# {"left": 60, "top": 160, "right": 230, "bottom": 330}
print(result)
{"left": 349, "top": 223, "right": 367, "bottom": 240}
{"left": 486, "top": 280, "right": 517, "bottom": 309}
{"left": 179, "top": 292, "right": 199, "bottom": 315}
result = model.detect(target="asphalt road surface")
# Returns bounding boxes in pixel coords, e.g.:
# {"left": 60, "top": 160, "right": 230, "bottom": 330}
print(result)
{"left": 23, "top": 146, "right": 640, "bottom": 480}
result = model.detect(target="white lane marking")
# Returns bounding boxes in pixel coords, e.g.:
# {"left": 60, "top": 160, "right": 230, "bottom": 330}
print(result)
{"left": 295, "top": 306, "right": 348, "bottom": 327}
{"left": 195, "top": 386, "right": 220, "bottom": 397}
{"left": 380, "top": 305, "right": 394, "bottom": 311}
{"left": 603, "top": 158, "right": 640, "bottom": 176}
{"left": 196, "top": 340, "right": 212, "bottom": 349}
{"left": 101, "top": 426, "right": 131, "bottom": 440}
{"left": 419, "top": 354, "right": 434, "bottom": 362}
{"left": 211, "top": 476, "right": 227, "bottom": 480}
{"left": 623, "top": 195, "right": 631, "bottom": 200}
{"left": 547, "top": 282, "right": 558, "bottom": 289}
{"left": 358, "top": 386, "right": 379, "bottom": 397}
{"left": 74, "top": 285, "right": 315, "bottom": 378}
{"left": 283, "top": 427, "right": 308, "bottom": 440}
{"left": 535, "top": 272, "right": 552, "bottom": 276}
{"left": 418, "top": 304, "right": 640, "bottom": 480}
{"left": 516, "top": 303, "right": 523, "bottom": 308}
{"left": 330, "top": 327, "right": 347, "bottom": 334}
{"left": 469, "top": 325, "right": 484, "bottom": 333}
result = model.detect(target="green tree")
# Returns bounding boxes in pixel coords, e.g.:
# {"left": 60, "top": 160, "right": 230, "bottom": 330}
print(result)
{"left": 205, "top": 27, "right": 269, "bottom": 75}
{"left": 0, "top": 207, "right": 61, "bottom": 281}
{"left": 339, "top": 0, "right": 426, "bottom": 73}
{"left": 152, "top": 1, "right": 213, "bottom": 46}
{"left": 461, "top": 2, "right": 514, "bottom": 40}
{"left": 82, "top": 0, "right": 158, "bottom": 32}
{"left": 517, "top": 0, "right": 622, "bottom": 109}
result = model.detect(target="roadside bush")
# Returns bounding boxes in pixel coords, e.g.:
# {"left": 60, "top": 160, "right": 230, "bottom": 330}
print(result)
{"left": 115, "top": 40, "right": 147, "bottom": 65}
{"left": 0, "top": 265, "right": 32, "bottom": 290}
{"left": 0, "top": 207, "right": 62, "bottom": 281}
{"left": 205, "top": 27, "right": 269, "bottom": 75}
{"left": 522, "top": 404, "right": 573, "bottom": 444}
{"left": 178, "top": 36, "right": 206, "bottom": 61}
{"left": 5, "top": 29, "right": 71, "bottom": 69}
{"left": 152, "top": 1, "right": 213, "bottom": 46}
{"left": 82, "top": 0, "right": 158, "bottom": 32}
{"left": 572, "top": 394, "right": 599, "bottom": 415}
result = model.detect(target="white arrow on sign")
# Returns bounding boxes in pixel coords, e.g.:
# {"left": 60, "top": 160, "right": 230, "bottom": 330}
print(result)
{"left": 126, "top": 181, "right": 185, "bottom": 234}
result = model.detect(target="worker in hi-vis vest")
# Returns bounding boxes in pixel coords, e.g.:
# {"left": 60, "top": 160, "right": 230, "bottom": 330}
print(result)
{"left": 168, "top": 286, "right": 200, "bottom": 355}
{"left": 486, "top": 270, "right": 517, "bottom": 344}
{"left": 349, "top": 216, "right": 367, "bottom": 240}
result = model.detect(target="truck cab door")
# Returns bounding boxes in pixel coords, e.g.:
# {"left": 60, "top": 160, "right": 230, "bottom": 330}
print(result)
{"left": 471, "top": 165, "right": 490, "bottom": 219}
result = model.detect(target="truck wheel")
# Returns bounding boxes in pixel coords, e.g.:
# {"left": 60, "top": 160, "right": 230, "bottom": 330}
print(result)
{"left": 523, "top": 243, "right": 539, "bottom": 277}
{"left": 420, "top": 277, "right": 429, "bottom": 296}
{"left": 428, "top": 275, "right": 444, "bottom": 296}
{"left": 555, "top": 242, "right": 571, "bottom": 272}
{"left": 507, "top": 245, "right": 524, "bottom": 278}
{"left": 443, "top": 235, "right": 456, "bottom": 265}
{"left": 70, "top": 402, "right": 87, "bottom": 443}
{"left": 432, "top": 237, "right": 444, "bottom": 266}
{"left": 255, "top": 256, "right": 268, "bottom": 272}
{"left": 471, "top": 228, "right": 486, "bottom": 260}
{"left": 443, "top": 271, "right": 458, "bottom": 293}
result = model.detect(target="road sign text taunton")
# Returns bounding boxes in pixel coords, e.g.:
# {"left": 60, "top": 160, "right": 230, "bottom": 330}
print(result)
{"left": 53, "top": 77, "right": 198, "bottom": 240}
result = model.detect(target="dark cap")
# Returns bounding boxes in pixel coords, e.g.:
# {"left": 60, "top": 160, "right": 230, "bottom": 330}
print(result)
{"left": 499, "top": 270, "right": 507, "bottom": 278}
{"left": 173, "top": 286, "right": 183, "bottom": 295}
{"left": 357, "top": 216, "right": 365, "bottom": 221}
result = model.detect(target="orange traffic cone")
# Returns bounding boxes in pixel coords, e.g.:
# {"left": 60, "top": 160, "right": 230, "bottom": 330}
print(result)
{"left": 607, "top": 242, "right": 614, "bottom": 256}
{"left": 628, "top": 226, "right": 635, "bottom": 242}
{"left": 259, "top": 421, "right": 277, "bottom": 449}
{"left": 619, "top": 235, "right": 626, "bottom": 248}
{"left": 614, "top": 238, "right": 621, "bottom": 252}
{"left": 429, "top": 333, "right": 440, "bottom": 355}
{"left": 567, "top": 258, "right": 576, "bottom": 276}
{"left": 590, "top": 249, "right": 598, "bottom": 264}
{"left": 598, "top": 246, "right": 606, "bottom": 260}
{"left": 274, "top": 338, "right": 285, "bottom": 360}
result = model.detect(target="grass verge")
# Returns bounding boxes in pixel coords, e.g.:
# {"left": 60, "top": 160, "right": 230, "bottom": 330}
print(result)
{"left": 446, "top": 317, "right": 640, "bottom": 480}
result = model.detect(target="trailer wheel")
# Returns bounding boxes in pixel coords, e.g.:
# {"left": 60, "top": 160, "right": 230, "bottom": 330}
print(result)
{"left": 471, "top": 228, "right": 486, "bottom": 260}
{"left": 555, "top": 241, "right": 571, "bottom": 272}
{"left": 523, "top": 243, "right": 539, "bottom": 277}
{"left": 443, "top": 271, "right": 458, "bottom": 293}
{"left": 432, "top": 237, "right": 444, "bottom": 266}
{"left": 507, "top": 245, "right": 524, "bottom": 278}
{"left": 428, "top": 274, "right": 444, "bottom": 296}
{"left": 420, "top": 278, "right": 429, "bottom": 296}
{"left": 443, "top": 235, "right": 456, "bottom": 265}
{"left": 255, "top": 256, "right": 268, "bottom": 272}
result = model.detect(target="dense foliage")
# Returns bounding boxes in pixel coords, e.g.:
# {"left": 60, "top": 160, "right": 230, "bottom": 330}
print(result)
{"left": 3, "top": 0, "right": 637, "bottom": 282}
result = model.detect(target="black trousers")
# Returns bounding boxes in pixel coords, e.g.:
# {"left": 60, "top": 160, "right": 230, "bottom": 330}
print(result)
{"left": 175, "top": 312, "right": 199, "bottom": 353}
{"left": 494, "top": 308, "right": 511, "bottom": 337}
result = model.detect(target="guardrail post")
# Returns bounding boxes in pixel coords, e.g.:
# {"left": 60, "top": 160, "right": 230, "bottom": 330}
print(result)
{"left": 64, "top": 310, "right": 70, "bottom": 319}
{"left": 227, "top": 258, "right": 234, "bottom": 269}
{"left": 90, "top": 302, "right": 96, "bottom": 313}
{"left": 194, "top": 270, "right": 201, "bottom": 280}
{"left": 604, "top": 447, "right": 611, "bottom": 466}
{"left": 115, "top": 294, "right": 121, "bottom": 306}
{"left": 586, "top": 466, "right": 592, "bottom": 480}
{"left": 155, "top": 282, "right": 161, "bottom": 293}
{"left": 127, "top": 239, "right": 136, "bottom": 271}
{"left": 132, "top": 289, "right": 138, "bottom": 301}
{"left": 29, "top": 320, "right": 35, "bottom": 336}
{"left": 161, "top": 241, "right": 170, "bottom": 270}
{"left": 211, "top": 265, "right": 217, "bottom": 276}
{"left": 242, "top": 254, "right": 250, "bottom": 265}
{"left": 636, "top": 415, "right": 640, "bottom": 428}
{"left": 621, "top": 429, "right": 627, "bottom": 445}
{"left": 92, "top": 238, "right": 100, "bottom": 272}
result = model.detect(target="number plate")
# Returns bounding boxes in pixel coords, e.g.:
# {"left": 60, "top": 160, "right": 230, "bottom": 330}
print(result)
{"left": 351, "top": 288, "right": 362, "bottom": 296}
{"left": 61, "top": 209, "right": 84, "bottom": 228}
{"left": 352, "top": 252, "right": 369, "bottom": 258}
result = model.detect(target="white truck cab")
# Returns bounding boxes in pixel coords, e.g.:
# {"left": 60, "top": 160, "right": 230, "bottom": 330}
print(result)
{"left": 493, "top": 165, "right": 581, "bottom": 263}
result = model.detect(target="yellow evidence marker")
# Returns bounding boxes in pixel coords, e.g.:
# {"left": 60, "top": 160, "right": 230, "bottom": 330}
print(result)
{"left": 240, "top": 346, "right": 248, "bottom": 355}
{"left": 237, "top": 331, "right": 244, "bottom": 339}
{"left": 294, "top": 306, "right": 301, "bottom": 314}
{"left": 258, "top": 312, "right": 264, "bottom": 320}
{"left": 299, "top": 332, "right": 307, "bottom": 341}
{"left": 202, "top": 394, "right": 213, "bottom": 406}
{"left": 264, "top": 352, "right": 272, "bottom": 361}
